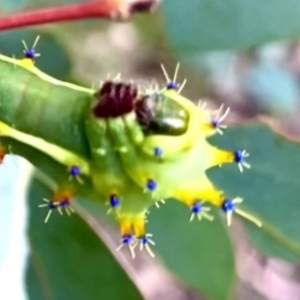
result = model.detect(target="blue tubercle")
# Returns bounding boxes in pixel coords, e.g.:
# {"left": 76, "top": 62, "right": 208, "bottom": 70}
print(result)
{"left": 56, "top": 197, "right": 74, "bottom": 216}
{"left": 110, "top": 194, "right": 120, "bottom": 207}
{"left": 38, "top": 199, "right": 58, "bottom": 223}
{"left": 106, "top": 194, "right": 121, "bottom": 215}
{"left": 221, "top": 197, "right": 243, "bottom": 226}
{"left": 59, "top": 199, "right": 70, "bottom": 208}
{"left": 167, "top": 81, "right": 180, "bottom": 90}
{"left": 146, "top": 179, "right": 157, "bottom": 191}
{"left": 122, "top": 234, "right": 135, "bottom": 245}
{"left": 117, "top": 234, "right": 137, "bottom": 258}
{"left": 221, "top": 199, "right": 236, "bottom": 212}
{"left": 153, "top": 147, "right": 163, "bottom": 157}
{"left": 68, "top": 165, "right": 83, "bottom": 184}
{"left": 139, "top": 235, "right": 150, "bottom": 244}
{"left": 211, "top": 119, "right": 220, "bottom": 128}
{"left": 221, "top": 198, "right": 262, "bottom": 227}
{"left": 24, "top": 48, "right": 37, "bottom": 59}
{"left": 209, "top": 105, "right": 230, "bottom": 134}
{"left": 22, "top": 35, "right": 40, "bottom": 60}
{"left": 233, "top": 150, "right": 250, "bottom": 172}
{"left": 48, "top": 202, "right": 56, "bottom": 210}
{"left": 191, "top": 201, "right": 203, "bottom": 214}
{"left": 138, "top": 234, "right": 155, "bottom": 257}
{"left": 189, "top": 200, "right": 213, "bottom": 222}
{"left": 234, "top": 150, "right": 244, "bottom": 163}
{"left": 160, "top": 63, "right": 186, "bottom": 93}
{"left": 69, "top": 165, "right": 81, "bottom": 176}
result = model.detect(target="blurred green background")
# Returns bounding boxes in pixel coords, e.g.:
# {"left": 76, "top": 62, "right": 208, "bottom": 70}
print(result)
{"left": 1, "top": 0, "right": 300, "bottom": 299}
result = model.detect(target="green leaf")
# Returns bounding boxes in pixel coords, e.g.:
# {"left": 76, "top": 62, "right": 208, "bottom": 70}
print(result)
{"left": 0, "top": 29, "right": 71, "bottom": 79}
{"left": 161, "top": 0, "right": 300, "bottom": 53}
{"left": 209, "top": 122, "right": 300, "bottom": 261}
{"left": 26, "top": 179, "right": 143, "bottom": 300}
{"left": 148, "top": 201, "right": 236, "bottom": 300}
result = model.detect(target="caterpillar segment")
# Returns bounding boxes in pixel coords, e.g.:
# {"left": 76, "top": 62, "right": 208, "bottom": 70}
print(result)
{"left": 0, "top": 54, "right": 93, "bottom": 160}
{"left": 0, "top": 43, "right": 262, "bottom": 258}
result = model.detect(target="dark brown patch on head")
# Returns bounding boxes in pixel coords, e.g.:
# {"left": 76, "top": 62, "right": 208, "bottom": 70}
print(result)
{"left": 93, "top": 81, "right": 138, "bottom": 118}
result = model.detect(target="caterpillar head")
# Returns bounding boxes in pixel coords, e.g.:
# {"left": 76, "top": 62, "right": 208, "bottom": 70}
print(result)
{"left": 134, "top": 92, "right": 189, "bottom": 136}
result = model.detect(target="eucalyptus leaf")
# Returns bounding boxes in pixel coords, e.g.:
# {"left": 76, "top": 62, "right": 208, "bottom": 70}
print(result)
{"left": 161, "top": 0, "right": 300, "bottom": 53}
{"left": 209, "top": 122, "right": 300, "bottom": 261}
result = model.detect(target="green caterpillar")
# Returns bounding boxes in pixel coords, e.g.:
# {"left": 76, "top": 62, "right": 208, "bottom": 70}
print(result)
{"left": 0, "top": 39, "right": 261, "bottom": 258}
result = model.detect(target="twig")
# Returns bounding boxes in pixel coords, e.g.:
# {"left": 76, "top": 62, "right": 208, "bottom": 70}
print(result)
{"left": 0, "top": 0, "right": 160, "bottom": 31}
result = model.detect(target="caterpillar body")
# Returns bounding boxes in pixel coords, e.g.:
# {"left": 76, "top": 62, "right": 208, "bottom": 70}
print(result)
{"left": 0, "top": 46, "right": 261, "bottom": 258}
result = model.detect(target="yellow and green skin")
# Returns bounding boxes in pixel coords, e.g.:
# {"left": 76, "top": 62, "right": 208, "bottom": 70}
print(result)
{"left": 0, "top": 53, "right": 262, "bottom": 257}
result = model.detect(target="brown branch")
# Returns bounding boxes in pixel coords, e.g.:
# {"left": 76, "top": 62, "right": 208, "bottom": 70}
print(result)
{"left": 0, "top": 0, "right": 160, "bottom": 31}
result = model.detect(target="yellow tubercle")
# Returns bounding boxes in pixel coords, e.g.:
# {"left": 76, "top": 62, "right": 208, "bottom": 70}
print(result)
{"left": 52, "top": 189, "right": 73, "bottom": 203}
{"left": 132, "top": 216, "right": 146, "bottom": 237}
{"left": 118, "top": 212, "right": 146, "bottom": 236}
{"left": 173, "top": 172, "right": 223, "bottom": 206}
{"left": 176, "top": 186, "right": 224, "bottom": 207}
{"left": 119, "top": 218, "right": 132, "bottom": 236}
{"left": 205, "top": 144, "right": 235, "bottom": 169}
{"left": 200, "top": 124, "right": 217, "bottom": 137}
{"left": 18, "top": 58, "right": 35, "bottom": 69}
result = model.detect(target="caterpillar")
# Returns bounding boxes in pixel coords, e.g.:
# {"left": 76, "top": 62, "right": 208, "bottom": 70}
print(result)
{"left": 0, "top": 38, "right": 262, "bottom": 258}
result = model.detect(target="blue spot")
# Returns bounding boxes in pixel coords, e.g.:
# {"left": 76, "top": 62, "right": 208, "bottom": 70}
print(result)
{"left": 147, "top": 179, "right": 157, "bottom": 191}
{"left": 139, "top": 235, "right": 149, "bottom": 244}
{"left": 70, "top": 165, "right": 81, "bottom": 176}
{"left": 191, "top": 201, "right": 203, "bottom": 213}
{"left": 25, "top": 48, "right": 36, "bottom": 59}
{"left": 153, "top": 147, "right": 162, "bottom": 157}
{"left": 167, "top": 81, "right": 179, "bottom": 90}
{"left": 48, "top": 202, "right": 56, "bottom": 210}
{"left": 222, "top": 199, "right": 235, "bottom": 212}
{"left": 59, "top": 199, "right": 69, "bottom": 208}
{"left": 211, "top": 119, "right": 220, "bottom": 128}
{"left": 109, "top": 194, "right": 120, "bottom": 207}
{"left": 234, "top": 150, "right": 244, "bottom": 163}
{"left": 122, "top": 234, "right": 134, "bottom": 244}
